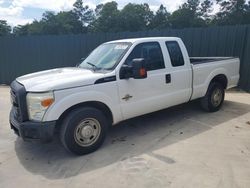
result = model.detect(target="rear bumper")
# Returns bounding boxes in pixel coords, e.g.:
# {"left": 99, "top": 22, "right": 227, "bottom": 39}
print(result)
{"left": 9, "top": 109, "right": 56, "bottom": 142}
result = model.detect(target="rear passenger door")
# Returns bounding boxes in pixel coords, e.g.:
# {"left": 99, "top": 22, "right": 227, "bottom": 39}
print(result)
{"left": 164, "top": 40, "right": 192, "bottom": 105}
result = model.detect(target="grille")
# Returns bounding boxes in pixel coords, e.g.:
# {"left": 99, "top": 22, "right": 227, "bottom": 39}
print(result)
{"left": 10, "top": 81, "right": 28, "bottom": 122}
{"left": 10, "top": 89, "right": 20, "bottom": 120}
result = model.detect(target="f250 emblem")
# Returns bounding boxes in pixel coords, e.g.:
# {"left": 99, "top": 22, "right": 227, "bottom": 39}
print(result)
{"left": 122, "top": 94, "right": 133, "bottom": 101}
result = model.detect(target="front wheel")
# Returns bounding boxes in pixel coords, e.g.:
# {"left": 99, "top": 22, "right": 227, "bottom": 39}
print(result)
{"left": 60, "top": 107, "right": 108, "bottom": 155}
{"left": 200, "top": 82, "right": 225, "bottom": 112}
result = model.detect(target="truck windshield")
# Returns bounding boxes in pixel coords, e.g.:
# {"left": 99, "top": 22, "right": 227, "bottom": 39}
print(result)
{"left": 79, "top": 42, "right": 131, "bottom": 71}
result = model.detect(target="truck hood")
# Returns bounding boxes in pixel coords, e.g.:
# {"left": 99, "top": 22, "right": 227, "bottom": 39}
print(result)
{"left": 16, "top": 67, "right": 105, "bottom": 92}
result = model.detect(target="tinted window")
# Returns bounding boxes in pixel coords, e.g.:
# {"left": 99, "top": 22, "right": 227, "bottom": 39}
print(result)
{"left": 165, "top": 41, "right": 184, "bottom": 67}
{"left": 125, "top": 42, "right": 165, "bottom": 71}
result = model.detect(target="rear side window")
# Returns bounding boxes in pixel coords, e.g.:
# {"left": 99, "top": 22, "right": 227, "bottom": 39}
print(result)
{"left": 125, "top": 42, "right": 165, "bottom": 71}
{"left": 165, "top": 41, "right": 184, "bottom": 67}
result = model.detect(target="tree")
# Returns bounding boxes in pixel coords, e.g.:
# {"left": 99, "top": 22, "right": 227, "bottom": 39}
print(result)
{"left": 214, "top": 0, "right": 250, "bottom": 25}
{"left": 149, "top": 4, "right": 171, "bottom": 29}
{"left": 90, "top": 1, "right": 120, "bottom": 32}
{"left": 0, "top": 20, "right": 11, "bottom": 36}
{"left": 10, "top": 0, "right": 250, "bottom": 36}
{"left": 73, "top": 0, "right": 94, "bottom": 26}
{"left": 14, "top": 11, "right": 84, "bottom": 36}
{"left": 182, "top": 0, "right": 200, "bottom": 12}
{"left": 169, "top": 0, "right": 214, "bottom": 28}
{"left": 94, "top": 4, "right": 104, "bottom": 18}
{"left": 13, "top": 24, "right": 29, "bottom": 36}
{"left": 199, "top": 0, "right": 213, "bottom": 21}
{"left": 169, "top": 0, "right": 207, "bottom": 28}
{"left": 40, "top": 11, "right": 84, "bottom": 34}
{"left": 246, "top": 1, "right": 250, "bottom": 19}
{"left": 119, "top": 3, "right": 154, "bottom": 32}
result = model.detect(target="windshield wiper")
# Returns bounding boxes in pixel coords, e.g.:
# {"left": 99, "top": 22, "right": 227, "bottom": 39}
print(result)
{"left": 86, "top": 62, "right": 99, "bottom": 70}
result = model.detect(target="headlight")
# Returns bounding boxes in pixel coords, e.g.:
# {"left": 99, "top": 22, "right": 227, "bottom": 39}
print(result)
{"left": 26, "top": 92, "right": 54, "bottom": 121}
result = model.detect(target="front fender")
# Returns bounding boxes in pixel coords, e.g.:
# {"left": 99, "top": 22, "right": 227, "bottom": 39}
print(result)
{"left": 43, "top": 88, "right": 123, "bottom": 124}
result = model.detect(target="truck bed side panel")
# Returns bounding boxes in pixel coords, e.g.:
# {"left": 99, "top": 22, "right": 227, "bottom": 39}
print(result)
{"left": 191, "top": 58, "right": 240, "bottom": 100}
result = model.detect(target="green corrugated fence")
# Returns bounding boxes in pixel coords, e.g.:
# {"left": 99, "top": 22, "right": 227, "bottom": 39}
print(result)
{"left": 0, "top": 25, "right": 250, "bottom": 91}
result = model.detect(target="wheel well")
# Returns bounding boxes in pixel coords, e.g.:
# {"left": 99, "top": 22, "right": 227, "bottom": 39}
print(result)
{"left": 56, "top": 101, "right": 113, "bottom": 129}
{"left": 210, "top": 74, "right": 228, "bottom": 89}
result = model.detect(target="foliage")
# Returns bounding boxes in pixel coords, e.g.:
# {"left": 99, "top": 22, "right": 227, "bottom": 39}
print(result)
{"left": 0, "top": 0, "right": 249, "bottom": 37}
{"left": 0, "top": 20, "right": 11, "bottom": 36}
{"left": 149, "top": 5, "right": 171, "bottom": 29}
{"left": 213, "top": 0, "right": 250, "bottom": 25}
{"left": 13, "top": 11, "right": 84, "bottom": 35}
{"left": 119, "top": 3, "right": 154, "bottom": 32}
{"left": 169, "top": 0, "right": 212, "bottom": 28}
{"left": 73, "top": 0, "right": 94, "bottom": 26}
{"left": 89, "top": 1, "right": 120, "bottom": 32}
{"left": 199, "top": 0, "right": 213, "bottom": 20}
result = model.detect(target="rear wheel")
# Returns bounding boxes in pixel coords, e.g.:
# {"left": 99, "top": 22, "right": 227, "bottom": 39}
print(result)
{"left": 200, "top": 82, "right": 225, "bottom": 112}
{"left": 60, "top": 107, "right": 108, "bottom": 155}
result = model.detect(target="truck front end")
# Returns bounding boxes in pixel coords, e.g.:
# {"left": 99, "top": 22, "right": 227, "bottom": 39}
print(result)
{"left": 9, "top": 80, "right": 56, "bottom": 142}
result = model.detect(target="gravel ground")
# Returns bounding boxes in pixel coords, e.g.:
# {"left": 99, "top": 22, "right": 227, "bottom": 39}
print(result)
{"left": 0, "top": 86, "right": 250, "bottom": 188}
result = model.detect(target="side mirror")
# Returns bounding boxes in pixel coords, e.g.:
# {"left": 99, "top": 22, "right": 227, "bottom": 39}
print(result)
{"left": 131, "top": 58, "right": 147, "bottom": 79}
{"left": 120, "top": 64, "right": 133, "bottom": 79}
{"left": 119, "top": 58, "right": 147, "bottom": 79}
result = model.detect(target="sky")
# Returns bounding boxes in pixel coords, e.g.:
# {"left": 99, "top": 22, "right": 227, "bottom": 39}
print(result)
{"left": 0, "top": 0, "right": 190, "bottom": 26}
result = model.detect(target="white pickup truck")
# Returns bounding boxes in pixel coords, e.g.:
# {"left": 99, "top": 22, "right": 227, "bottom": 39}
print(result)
{"left": 10, "top": 37, "right": 240, "bottom": 155}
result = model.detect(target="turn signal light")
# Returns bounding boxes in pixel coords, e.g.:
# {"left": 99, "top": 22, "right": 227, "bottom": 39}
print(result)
{"left": 140, "top": 68, "right": 146, "bottom": 76}
{"left": 41, "top": 98, "right": 54, "bottom": 107}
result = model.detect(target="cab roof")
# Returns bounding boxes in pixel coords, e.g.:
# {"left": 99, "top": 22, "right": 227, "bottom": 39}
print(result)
{"left": 105, "top": 37, "right": 181, "bottom": 44}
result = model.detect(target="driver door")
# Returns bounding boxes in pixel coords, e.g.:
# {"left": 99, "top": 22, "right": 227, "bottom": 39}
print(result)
{"left": 117, "top": 42, "right": 169, "bottom": 120}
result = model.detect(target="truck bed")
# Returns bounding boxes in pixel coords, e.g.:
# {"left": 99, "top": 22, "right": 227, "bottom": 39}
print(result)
{"left": 190, "top": 57, "right": 235, "bottom": 65}
{"left": 190, "top": 57, "right": 240, "bottom": 101}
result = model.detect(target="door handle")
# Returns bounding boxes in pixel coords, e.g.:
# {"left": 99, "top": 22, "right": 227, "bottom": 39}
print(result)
{"left": 165, "top": 74, "right": 171, "bottom": 84}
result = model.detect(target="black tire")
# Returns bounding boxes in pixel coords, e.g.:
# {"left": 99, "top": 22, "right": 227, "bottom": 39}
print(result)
{"left": 60, "top": 107, "right": 108, "bottom": 155}
{"left": 200, "top": 82, "right": 225, "bottom": 112}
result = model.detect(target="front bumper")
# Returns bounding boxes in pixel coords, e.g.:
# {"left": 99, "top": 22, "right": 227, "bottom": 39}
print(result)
{"left": 10, "top": 109, "right": 56, "bottom": 142}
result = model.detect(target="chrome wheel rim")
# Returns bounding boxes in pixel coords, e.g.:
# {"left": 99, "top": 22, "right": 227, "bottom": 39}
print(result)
{"left": 211, "top": 88, "right": 223, "bottom": 107}
{"left": 74, "top": 118, "right": 101, "bottom": 147}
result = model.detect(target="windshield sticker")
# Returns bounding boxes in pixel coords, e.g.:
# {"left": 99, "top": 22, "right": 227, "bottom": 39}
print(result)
{"left": 114, "top": 44, "right": 128, "bottom": 50}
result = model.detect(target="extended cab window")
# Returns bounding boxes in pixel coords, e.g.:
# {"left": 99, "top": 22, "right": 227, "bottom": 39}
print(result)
{"left": 125, "top": 42, "right": 165, "bottom": 71}
{"left": 166, "top": 41, "right": 184, "bottom": 67}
